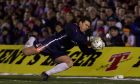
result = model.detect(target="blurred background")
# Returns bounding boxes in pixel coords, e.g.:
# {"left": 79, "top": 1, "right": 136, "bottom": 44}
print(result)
{"left": 0, "top": 1, "right": 140, "bottom": 83}
{"left": 0, "top": 0, "right": 139, "bottom": 47}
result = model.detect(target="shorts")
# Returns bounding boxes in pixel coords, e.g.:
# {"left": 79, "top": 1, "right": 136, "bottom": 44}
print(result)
{"left": 34, "top": 37, "right": 68, "bottom": 59}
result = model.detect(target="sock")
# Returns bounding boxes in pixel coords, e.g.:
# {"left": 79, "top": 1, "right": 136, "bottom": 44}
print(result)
{"left": 24, "top": 36, "right": 36, "bottom": 48}
{"left": 45, "top": 63, "right": 69, "bottom": 76}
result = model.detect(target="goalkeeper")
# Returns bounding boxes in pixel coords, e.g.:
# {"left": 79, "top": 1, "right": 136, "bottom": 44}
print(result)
{"left": 22, "top": 16, "right": 102, "bottom": 80}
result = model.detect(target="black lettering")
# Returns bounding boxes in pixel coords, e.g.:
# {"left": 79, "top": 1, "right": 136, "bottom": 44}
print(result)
{"left": 0, "top": 49, "right": 5, "bottom": 54}
{"left": 66, "top": 51, "right": 71, "bottom": 55}
{"left": 15, "top": 55, "right": 27, "bottom": 64}
{"left": 70, "top": 51, "right": 81, "bottom": 62}
{"left": 41, "top": 56, "right": 55, "bottom": 66}
{"left": 133, "top": 56, "right": 140, "bottom": 67}
{"left": 0, "top": 49, "right": 7, "bottom": 63}
{"left": 3, "top": 50, "right": 22, "bottom": 64}
{"left": 0, "top": 49, "right": 13, "bottom": 63}
{"left": 82, "top": 52, "right": 102, "bottom": 66}
{"left": 73, "top": 53, "right": 84, "bottom": 66}
{"left": 27, "top": 54, "right": 41, "bottom": 65}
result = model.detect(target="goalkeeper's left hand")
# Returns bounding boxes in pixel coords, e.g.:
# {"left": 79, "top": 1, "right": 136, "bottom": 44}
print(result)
{"left": 88, "top": 36, "right": 105, "bottom": 50}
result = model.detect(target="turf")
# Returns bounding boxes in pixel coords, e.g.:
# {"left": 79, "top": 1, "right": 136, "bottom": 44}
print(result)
{"left": 0, "top": 75, "right": 139, "bottom": 84}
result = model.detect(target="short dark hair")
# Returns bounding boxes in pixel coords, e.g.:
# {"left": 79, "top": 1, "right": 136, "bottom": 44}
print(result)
{"left": 79, "top": 16, "right": 91, "bottom": 23}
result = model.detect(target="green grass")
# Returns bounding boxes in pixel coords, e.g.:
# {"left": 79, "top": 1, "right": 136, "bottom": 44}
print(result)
{"left": 0, "top": 75, "right": 139, "bottom": 84}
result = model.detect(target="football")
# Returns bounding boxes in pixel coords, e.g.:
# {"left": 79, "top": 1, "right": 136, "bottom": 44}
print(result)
{"left": 90, "top": 36, "right": 105, "bottom": 50}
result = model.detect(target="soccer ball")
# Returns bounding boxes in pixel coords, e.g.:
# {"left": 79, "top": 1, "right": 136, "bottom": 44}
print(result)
{"left": 90, "top": 36, "right": 105, "bottom": 50}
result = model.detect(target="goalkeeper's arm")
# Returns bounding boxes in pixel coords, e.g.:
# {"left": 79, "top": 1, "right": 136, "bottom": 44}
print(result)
{"left": 78, "top": 43, "right": 96, "bottom": 55}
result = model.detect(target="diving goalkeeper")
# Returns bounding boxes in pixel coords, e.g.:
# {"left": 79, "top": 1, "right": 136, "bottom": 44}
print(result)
{"left": 22, "top": 16, "right": 103, "bottom": 80}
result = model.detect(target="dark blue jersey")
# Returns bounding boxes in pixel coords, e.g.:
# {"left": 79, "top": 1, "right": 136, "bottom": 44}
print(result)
{"left": 34, "top": 23, "right": 95, "bottom": 59}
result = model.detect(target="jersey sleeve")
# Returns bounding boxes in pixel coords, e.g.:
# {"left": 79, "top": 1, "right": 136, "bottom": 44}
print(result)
{"left": 64, "top": 23, "right": 96, "bottom": 55}
{"left": 78, "top": 44, "right": 96, "bottom": 55}
{"left": 64, "top": 23, "right": 87, "bottom": 44}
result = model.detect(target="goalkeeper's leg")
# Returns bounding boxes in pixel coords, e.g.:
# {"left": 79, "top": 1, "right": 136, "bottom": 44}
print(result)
{"left": 41, "top": 55, "right": 73, "bottom": 80}
{"left": 22, "top": 36, "right": 39, "bottom": 55}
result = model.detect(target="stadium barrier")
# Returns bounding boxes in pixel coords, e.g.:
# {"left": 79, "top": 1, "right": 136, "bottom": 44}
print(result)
{"left": 0, "top": 45, "right": 140, "bottom": 77}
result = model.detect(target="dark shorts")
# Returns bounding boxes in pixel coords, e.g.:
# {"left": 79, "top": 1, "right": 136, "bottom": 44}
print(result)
{"left": 47, "top": 45, "right": 67, "bottom": 59}
{"left": 34, "top": 38, "right": 67, "bottom": 59}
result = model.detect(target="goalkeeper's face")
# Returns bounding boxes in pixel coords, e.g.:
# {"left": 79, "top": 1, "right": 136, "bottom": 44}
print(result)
{"left": 79, "top": 20, "right": 91, "bottom": 32}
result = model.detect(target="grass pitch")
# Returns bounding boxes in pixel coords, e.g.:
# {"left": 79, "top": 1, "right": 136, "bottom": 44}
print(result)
{"left": 0, "top": 75, "right": 139, "bottom": 84}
